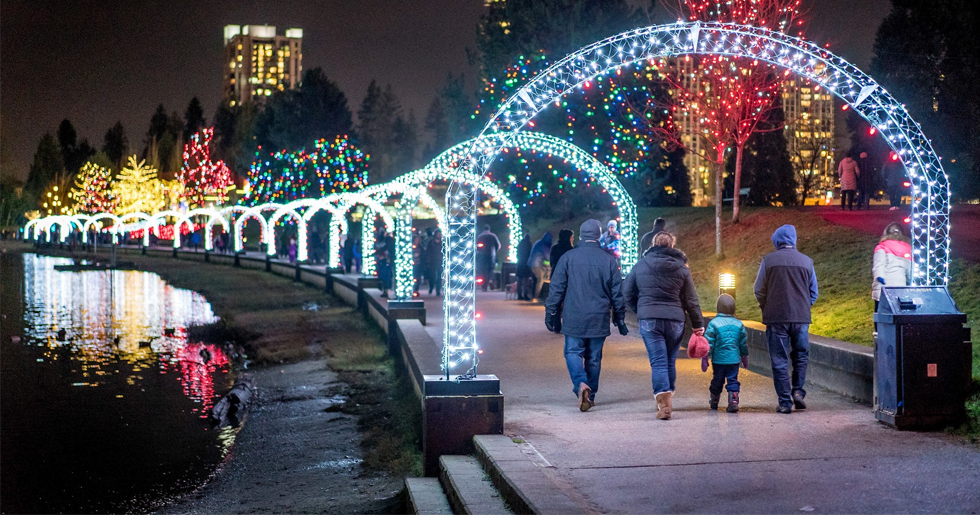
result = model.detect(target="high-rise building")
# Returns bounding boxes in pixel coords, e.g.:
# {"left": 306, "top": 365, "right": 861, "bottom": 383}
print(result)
{"left": 782, "top": 78, "right": 836, "bottom": 193}
{"left": 223, "top": 25, "right": 303, "bottom": 106}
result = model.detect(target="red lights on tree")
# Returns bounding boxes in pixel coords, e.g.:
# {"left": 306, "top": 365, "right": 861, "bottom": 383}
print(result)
{"left": 178, "top": 128, "right": 234, "bottom": 208}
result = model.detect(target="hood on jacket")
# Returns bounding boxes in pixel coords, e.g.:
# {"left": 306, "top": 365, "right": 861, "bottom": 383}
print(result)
{"left": 645, "top": 245, "right": 688, "bottom": 270}
{"left": 539, "top": 231, "right": 553, "bottom": 246}
{"left": 771, "top": 225, "right": 797, "bottom": 250}
{"left": 579, "top": 219, "right": 602, "bottom": 242}
{"left": 555, "top": 229, "right": 574, "bottom": 250}
{"left": 875, "top": 238, "right": 912, "bottom": 259}
{"left": 716, "top": 293, "right": 736, "bottom": 315}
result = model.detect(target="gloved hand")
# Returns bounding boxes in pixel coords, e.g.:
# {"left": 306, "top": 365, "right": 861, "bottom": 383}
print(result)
{"left": 616, "top": 320, "right": 630, "bottom": 336}
{"left": 701, "top": 356, "right": 709, "bottom": 372}
{"left": 545, "top": 311, "right": 556, "bottom": 332}
{"left": 876, "top": 277, "right": 886, "bottom": 285}
{"left": 694, "top": 327, "right": 705, "bottom": 337}
{"left": 741, "top": 356, "right": 749, "bottom": 369}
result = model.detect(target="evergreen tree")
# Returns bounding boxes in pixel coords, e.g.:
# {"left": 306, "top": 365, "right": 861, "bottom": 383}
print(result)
{"left": 102, "top": 121, "right": 128, "bottom": 168}
{"left": 871, "top": 0, "right": 980, "bottom": 200}
{"left": 69, "top": 162, "right": 117, "bottom": 214}
{"left": 423, "top": 96, "right": 449, "bottom": 160}
{"left": 114, "top": 156, "right": 164, "bottom": 215}
{"left": 253, "top": 68, "right": 353, "bottom": 153}
{"left": 392, "top": 110, "right": 420, "bottom": 174}
{"left": 26, "top": 133, "right": 64, "bottom": 198}
{"left": 184, "top": 97, "right": 206, "bottom": 141}
{"left": 147, "top": 105, "right": 169, "bottom": 143}
{"left": 725, "top": 107, "right": 797, "bottom": 207}
{"left": 357, "top": 81, "right": 405, "bottom": 183}
{"left": 57, "top": 119, "right": 95, "bottom": 176}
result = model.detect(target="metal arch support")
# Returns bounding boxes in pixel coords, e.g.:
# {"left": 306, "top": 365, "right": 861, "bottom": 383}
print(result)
{"left": 442, "top": 21, "right": 951, "bottom": 376}
{"left": 425, "top": 132, "right": 637, "bottom": 271}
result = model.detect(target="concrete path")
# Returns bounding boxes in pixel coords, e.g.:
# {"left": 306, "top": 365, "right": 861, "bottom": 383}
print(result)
{"left": 409, "top": 289, "right": 980, "bottom": 514}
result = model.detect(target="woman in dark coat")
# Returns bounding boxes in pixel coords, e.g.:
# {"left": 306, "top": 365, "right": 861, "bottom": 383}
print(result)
{"left": 515, "top": 235, "right": 533, "bottom": 301}
{"left": 622, "top": 231, "right": 704, "bottom": 420}
{"left": 549, "top": 229, "right": 574, "bottom": 279}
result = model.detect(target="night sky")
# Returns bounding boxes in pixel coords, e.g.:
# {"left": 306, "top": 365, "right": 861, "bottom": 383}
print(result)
{"left": 1, "top": 0, "right": 891, "bottom": 180}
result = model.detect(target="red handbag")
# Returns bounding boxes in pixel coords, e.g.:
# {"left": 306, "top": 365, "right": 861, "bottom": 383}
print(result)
{"left": 687, "top": 332, "right": 709, "bottom": 359}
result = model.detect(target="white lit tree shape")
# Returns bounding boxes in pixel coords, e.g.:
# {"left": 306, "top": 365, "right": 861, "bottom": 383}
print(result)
{"left": 179, "top": 128, "right": 233, "bottom": 208}
{"left": 69, "top": 162, "right": 117, "bottom": 214}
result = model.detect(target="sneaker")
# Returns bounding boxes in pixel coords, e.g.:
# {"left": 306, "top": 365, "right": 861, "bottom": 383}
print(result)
{"left": 792, "top": 391, "right": 807, "bottom": 410}
{"left": 578, "top": 383, "right": 592, "bottom": 412}
{"left": 776, "top": 405, "right": 793, "bottom": 414}
{"left": 709, "top": 393, "right": 720, "bottom": 410}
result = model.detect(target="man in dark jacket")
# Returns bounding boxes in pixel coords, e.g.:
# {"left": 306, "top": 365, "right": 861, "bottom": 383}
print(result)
{"left": 476, "top": 225, "right": 501, "bottom": 291}
{"left": 754, "top": 225, "right": 819, "bottom": 414}
{"left": 545, "top": 219, "right": 627, "bottom": 412}
{"left": 639, "top": 218, "right": 667, "bottom": 255}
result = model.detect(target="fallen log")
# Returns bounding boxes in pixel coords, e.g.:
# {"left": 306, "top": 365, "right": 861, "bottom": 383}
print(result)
{"left": 211, "top": 374, "right": 255, "bottom": 428}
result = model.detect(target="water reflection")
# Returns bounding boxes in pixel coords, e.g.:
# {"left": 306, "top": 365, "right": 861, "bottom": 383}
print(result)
{"left": 1, "top": 253, "right": 237, "bottom": 514}
{"left": 21, "top": 254, "right": 225, "bottom": 415}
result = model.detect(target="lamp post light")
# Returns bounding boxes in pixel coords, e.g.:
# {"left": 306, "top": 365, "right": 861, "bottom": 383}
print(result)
{"left": 719, "top": 272, "right": 736, "bottom": 302}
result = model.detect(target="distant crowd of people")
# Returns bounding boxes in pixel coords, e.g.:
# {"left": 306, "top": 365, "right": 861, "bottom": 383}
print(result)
{"left": 836, "top": 150, "right": 908, "bottom": 211}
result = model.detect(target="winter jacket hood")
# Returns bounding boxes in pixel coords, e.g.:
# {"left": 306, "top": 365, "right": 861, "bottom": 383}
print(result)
{"left": 622, "top": 246, "right": 704, "bottom": 328}
{"left": 579, "top": 219, "right": 602, "bottom": 242}
{"left": 871, "top": 239, "right": 911, "bottom": 301}
{"left": 771, "top": 225, "right": 797, "bottom": 250}
{"left": 874, "top": 238, "right": 911, "bottom": 258}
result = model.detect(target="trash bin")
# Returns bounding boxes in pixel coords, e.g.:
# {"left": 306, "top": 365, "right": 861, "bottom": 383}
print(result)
{"left": 874, "top": 286, "right": 971, "bottom": 429}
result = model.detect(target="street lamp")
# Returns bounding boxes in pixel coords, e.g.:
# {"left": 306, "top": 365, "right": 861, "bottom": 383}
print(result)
{"left": 719, "top": 272, "right": 736, "bottom": 301}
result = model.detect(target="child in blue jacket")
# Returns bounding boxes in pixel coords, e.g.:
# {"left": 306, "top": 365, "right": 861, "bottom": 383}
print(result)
{"left": 705, "top": 294, "right": 748, "bottom": 412}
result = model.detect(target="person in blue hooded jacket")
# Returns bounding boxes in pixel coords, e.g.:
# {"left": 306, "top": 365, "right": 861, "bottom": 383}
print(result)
{"left": 753, "top": 225, "right": 819, "bottom": 414}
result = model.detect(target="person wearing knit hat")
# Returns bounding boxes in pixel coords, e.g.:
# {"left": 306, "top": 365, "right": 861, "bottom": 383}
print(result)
{"left": 704, "top": 294, "right": 748, "bottom": 413}
{"left": 600, "top": 219, "right": 621, "bottom": 257}
{"left": 545, "top": 218, "right": 627, "bottom": 412}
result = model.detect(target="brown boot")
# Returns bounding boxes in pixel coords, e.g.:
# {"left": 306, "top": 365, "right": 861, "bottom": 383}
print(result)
{"left": 578, "top": 383, "right": 593, "bottom": 412}
{"left": 656, "top": 391, "right": 672, "bottom": 420}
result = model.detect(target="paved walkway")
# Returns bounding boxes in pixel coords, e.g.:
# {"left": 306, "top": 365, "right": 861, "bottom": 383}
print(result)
{"left": 142, "top": 248, "right": 980, "bottom": 512}
{"left": 412, "top": 289, "right": 980, "bottom": 513}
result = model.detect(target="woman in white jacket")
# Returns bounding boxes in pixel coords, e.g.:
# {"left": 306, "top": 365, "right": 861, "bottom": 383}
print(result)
{"left": 872, "top": 223, "right": 912, "bottom": 328}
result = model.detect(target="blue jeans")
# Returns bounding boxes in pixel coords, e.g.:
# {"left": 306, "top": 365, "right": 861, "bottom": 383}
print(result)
{"left": 639, "top": 319, "right": 685, "bottom": 395}
{"left": 766, "top": 323, "right": 810, "bottom": 408}
{"left": 709, "top": 363, "right": 740, "bottom": 395}
{"left": 564, "top": 336, "right": 605, "bottom": 400}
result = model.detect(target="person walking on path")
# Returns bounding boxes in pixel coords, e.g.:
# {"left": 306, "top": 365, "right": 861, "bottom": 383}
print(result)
{"left": 705, "top": 294, "right": 748, "bottom": 413}
{"left": 856, "top": 152, "right": 874, "bottom": 210}
{"left": 549, "top": 229, "right": 574, "bottom": 279}
{"left": 872, "top": 223, "right": 911, "bottom": 329}
{"left": 600, "top": 219, "right": 621, "bottom": 257}
{"left": 528, "top": 231, "right": 553, "bottom": 301}
{"left": 754, "top": 224, "right": 819, "bottom": 414}
{"left": 476, "top": 225, "right": 501, "bottom": 291}
{"left": 424, "top": 228, "right": 444, "bottom": 296}
{"left": 412, "top": 231, "right": 425, "bottom": 293}
{"left": 837, "top": 151, "right": 860, "bottom": 211}
{"left": 374, "top": 229, "right": 392, "bottom": 298}
{"left": 639, "top": 218, "right": 667, "bottom": 255}
{"left": 545, "top": 219, "right": 627, "bottom": 412}
{"left": 343, "top": 234, "right": 355, "bottom": 273}
{"left": 883, "top": 151, "right": 906, "bottom": 210}
{"left": 515, "top": 234, "right": 533, "bottom": 300}
{"left": 288, "top": 237, "right": 297, "bottom": 263}
{"left": 622, "top": 231, "right": 704, "bottom": 420}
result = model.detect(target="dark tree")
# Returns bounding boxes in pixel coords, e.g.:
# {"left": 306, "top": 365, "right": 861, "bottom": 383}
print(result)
{"left": 392, "top": 110, "right": 420, "bottom": 174}
{"left": 871, "top": 0, "right": 980, "bottom": 200}
{"left": 147, "top": 105, "right": 169, "bottom": 142}
{"left": 25, "top": 133, "right": 64, "bottom": 198}
{"left": 423, "top": 96, "right": 450, "bottom": 160}
{"left": 637, "top": 145, "right": 693, "bottom": 207}
{"left": 725, "top": 107, "right": 797, "bottom": 207}
{"left": 102, "top": 122, "right": 128, "bottom": 168}
{"left": 357, "top": 81, "right": 406, "bottom": 183}
{"left": 254, "top": 67, "right": 354, "bottom": 153}
{"left": 184, "top": 97, "right": 206, "bottom": 141}
{"left": 57, "top": 119, "right": 95, "bottom": 176}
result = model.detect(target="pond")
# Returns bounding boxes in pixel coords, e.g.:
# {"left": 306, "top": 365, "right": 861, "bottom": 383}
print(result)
{"left": 1, "top": 253, "right": 236, "bottom": 513}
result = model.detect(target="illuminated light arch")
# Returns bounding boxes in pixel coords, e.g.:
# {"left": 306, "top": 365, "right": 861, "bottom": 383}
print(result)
{"left": 185, "top": 208, "right": 230, "bottom": 251}
{"left": 116, "top": 212, "right": 156, "bottom": 246}
{"left": 360, "top": 181, "right": 449, "bottom": 300}
{"left": 41, "top": 215, "right": 83, "bottom": 242}
{"left": 327, "top": 192, "right": 395, "bottom": 277}
{"left": 441, "top": 21, "right": 951, "bottom": 374}
{"left": 267, "top": 204, "right": 309, "bottom": 261}
{"left": 152, "top": 210, "right": 195, "bottom": 249}
{"left": 23, "top": 218, "right": 43, "bottom": 240}
{"left": 233, "top": 204, "right": 279, "bottom": 253}
{"left": 297, "top": 199, "right": 350, "bottom": 269}
{"left": 394, "top": 166, "right": 522, "bottom": 264}
{"left": 79, "top": 213, "right": 121, "bottom": 243}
